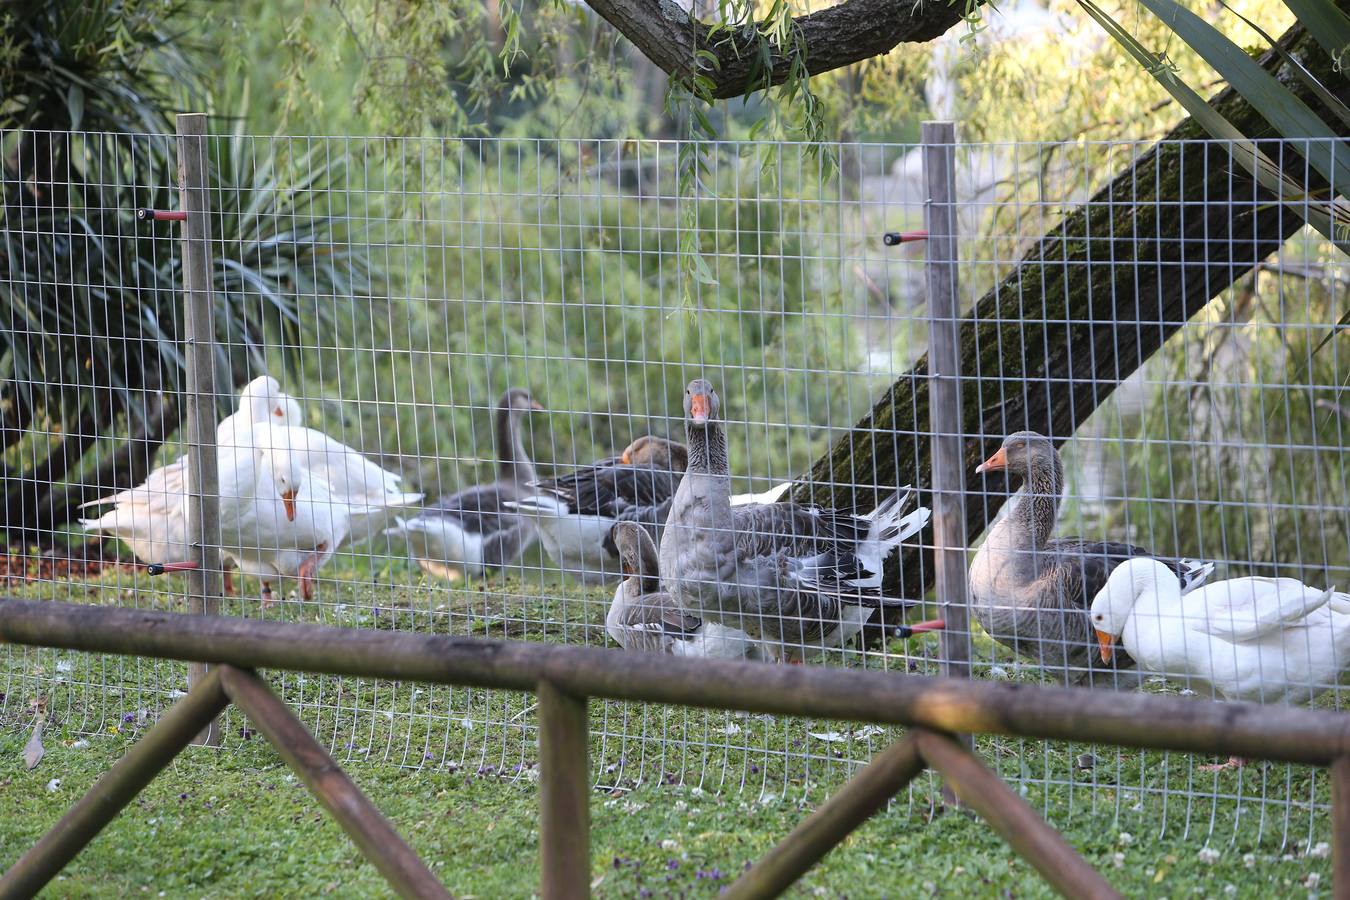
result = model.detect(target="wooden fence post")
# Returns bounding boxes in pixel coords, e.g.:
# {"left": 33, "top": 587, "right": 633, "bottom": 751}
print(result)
{"left": 176, "top": 112, "right": 224, "bottom": 746}
{"left": 924, "top": 122, "right": 973, "bottom": 792}
{"left": 538, "top": 680, "right": 590, "bottom": 899}
{"left": 1333, "top": 757, "right": 1350, "bottom": 899}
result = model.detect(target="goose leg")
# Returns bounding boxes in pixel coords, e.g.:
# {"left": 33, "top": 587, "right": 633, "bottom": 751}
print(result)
{"left": 261, "top": 581, "right": 276, "bottom": 607}
{"left": 1199, "top": 756, "right": 1248, "bottom": 772}
{"left": 297, "top": 543, "right": 328, "bottom": 601}
{"left": 223, "top": 569, "right": 237, "bottom": 596}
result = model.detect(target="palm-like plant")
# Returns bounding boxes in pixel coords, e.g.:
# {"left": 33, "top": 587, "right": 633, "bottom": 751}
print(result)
{"left": 1, "top": 0, "right": 382, "bottom": 542}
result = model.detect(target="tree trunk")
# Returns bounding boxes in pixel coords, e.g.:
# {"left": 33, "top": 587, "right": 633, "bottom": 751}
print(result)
{"left": 785, "top": 15, "right": 1346, "bottom": 636}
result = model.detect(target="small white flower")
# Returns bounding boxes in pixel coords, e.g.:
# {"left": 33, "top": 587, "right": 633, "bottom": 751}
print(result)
{"left": 46, "top": 779, "right": 61, "bottom": 792}
{"left": 719, "top": 723, "right": 742, "bottom": 736}
{"left": 922, "top": 882, "right": 937, "bottom": 894}
{"left": 1198, "top": 847, "right": 1221, "bottom": 865}
{"left": 1224, "top": 884, "right": 1237, "bottom": 895}
{"left": 660, "top": 839, "right": 679, "bottom": 851}
{"left": 758, "top": 793, "right": 778, "bottom": 806}
{"left": 1112, "top": 853, "right": 1125, "bottom": 868}
{"left": 71, "top": 740, "right": 89, "bottom": 750}
{"left": 674, "top": 800, "right": 687, "bottom": 811}
{"left": 1283, "top": 853, "right": 1298, "bottom": 862}
{"left": 1243, "top": 853, "right": 1256, "bottom": 868}
{"left": 989, "top": 666, "right": 1011, "bottom": 680}
{"left": 690, "top": 787, "right": 705, "bottom": 797}
{"left": 1304, "top": 873, "right": 1320, "bottom": 889}
{"left": 1118, "top": 832, "right": 1135, "bottom": 846}
{"left": 1309, "top": 842, "right": 1331, "bottom": 859}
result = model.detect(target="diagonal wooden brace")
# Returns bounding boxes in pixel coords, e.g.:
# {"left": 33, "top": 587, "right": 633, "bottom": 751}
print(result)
{"left": 914, "top": 729, "right": 1121, "bottom": 900}
{"left": 723, "top": 733, "right": 926, "bottom": 899}
{"left": 0, "top": 669, "right": 229, "bottom": 899}
{"left": 217, "top": 666, "right": 452, "bottom": 900}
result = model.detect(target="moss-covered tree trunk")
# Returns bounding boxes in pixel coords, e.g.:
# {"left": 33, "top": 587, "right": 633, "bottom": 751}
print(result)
{"left": 787, "top": 14, "right": 1347, "bottom": 637}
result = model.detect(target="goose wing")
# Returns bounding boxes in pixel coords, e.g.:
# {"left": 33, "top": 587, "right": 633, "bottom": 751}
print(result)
{"left": 1188, "top": 578, "right": 1338, "bottom": 642}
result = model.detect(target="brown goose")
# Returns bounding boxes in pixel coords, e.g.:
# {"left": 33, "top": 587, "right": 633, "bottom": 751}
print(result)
{"left": 659, "top": 379, "right": 930, "bottom": 661}
{"left": 607, "top": 522, "right": 766, "bottom": 659}
{"left": 969, "top": 430, "right": 1214, "bottom": 687}
{"left": 385, "top": 389, "right": 542, "bottom": 579}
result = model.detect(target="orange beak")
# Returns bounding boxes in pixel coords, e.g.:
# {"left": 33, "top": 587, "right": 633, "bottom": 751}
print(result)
{"left": 272, "top": 406, "right": 285, "bottom": 417}
{"left": 976, "top": 447, "right": 1008, "bottom": 474}
{"left": 1095, "top": 629, "right": 1115, "bottom": 663}
{"left": 621, "top": 450, "right": 632, "bottom": 465}
{"left": 689, "top": 393, "right": 711, "bottom": 424}
{"left": 530, "top": 399, "right": 545, "bottom": 411}
{"left": 281, "top": 489, "right": 298, "bottom": 522}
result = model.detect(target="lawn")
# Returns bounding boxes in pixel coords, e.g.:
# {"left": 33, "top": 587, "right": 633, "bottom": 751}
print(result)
{"left": 0, "top": 554, "right": 1335, "bottom": 897}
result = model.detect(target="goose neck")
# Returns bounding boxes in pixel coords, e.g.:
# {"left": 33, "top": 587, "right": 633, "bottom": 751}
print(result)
{"left": 496, "top": 408, "right": 535, "bottom": 487}
{"left": 686, "top": 422, "right": 729, "bottom": 475}
{"left": 1007, "top": 455, "right": 1063, "bottom": 547}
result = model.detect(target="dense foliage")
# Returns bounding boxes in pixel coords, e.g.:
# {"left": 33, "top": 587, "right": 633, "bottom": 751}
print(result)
{"left": 0, "top": 0, "right": 381, "bottom": 538}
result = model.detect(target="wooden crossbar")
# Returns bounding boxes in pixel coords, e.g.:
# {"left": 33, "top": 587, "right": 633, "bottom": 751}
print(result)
{"left": 3, "top": 599, "right": 1350, "bottom": 899}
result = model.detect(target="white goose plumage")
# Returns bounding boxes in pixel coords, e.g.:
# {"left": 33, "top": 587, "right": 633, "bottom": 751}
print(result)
{"left": 215, "top": 430, "right": 352, "bottom": 604}
{"left": 80, "top": 375, "right": 294, "bottom": 569}
{"left": 1091, "top": 558, "right": 1350, "bottom": 707}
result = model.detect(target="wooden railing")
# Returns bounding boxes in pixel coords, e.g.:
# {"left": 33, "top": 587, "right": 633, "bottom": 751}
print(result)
{"left": 2, "top": 597, "right": 1350, "bottom": 899}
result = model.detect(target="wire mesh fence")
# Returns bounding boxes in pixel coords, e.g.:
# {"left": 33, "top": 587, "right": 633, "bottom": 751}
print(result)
{"left": 1, "top": 125, "right": 1346, "bottom": 848}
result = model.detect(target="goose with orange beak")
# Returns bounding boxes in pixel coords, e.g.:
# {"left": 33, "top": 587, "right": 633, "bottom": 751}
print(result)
{"left": 658, "top": 378, "right": 933, "bottom": 662}
{"left": 215, "top": 440, "right": 347, "bottom": 606}
{"left": 1091, "top": 558, "right": 1350, "bottom": 769}
{"left": 967, "top": 431, "right": 1215, "bottom": 688}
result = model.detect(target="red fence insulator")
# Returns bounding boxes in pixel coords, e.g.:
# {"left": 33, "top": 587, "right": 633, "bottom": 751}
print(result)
{"left": 136, "top": 208, "right": 188, "bottom": 222}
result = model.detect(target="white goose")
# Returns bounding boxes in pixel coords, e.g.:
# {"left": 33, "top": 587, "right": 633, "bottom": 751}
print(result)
{"left": 1091, "top": 558, "right": 1350, "bottom": 768}
{"left": 80, "top": 375, "right": 294, "bottom": 587}
{"left": 241, "top": 401, "right": 421, "bottom": 547}
{"left": 216, "top": 428, "right": 355, "bottom": 605}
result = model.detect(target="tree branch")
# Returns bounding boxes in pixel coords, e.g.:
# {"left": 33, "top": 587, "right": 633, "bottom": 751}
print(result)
{"left": 580, "top": 0, "right": 976, "bottom": 100}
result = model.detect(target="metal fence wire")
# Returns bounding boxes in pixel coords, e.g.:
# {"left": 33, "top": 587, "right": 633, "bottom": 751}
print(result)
{"left": 2, "top": 128, "right": 1347, "bottom": 849}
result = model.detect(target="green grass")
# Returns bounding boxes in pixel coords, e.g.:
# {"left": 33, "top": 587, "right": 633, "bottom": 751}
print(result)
{"left": 0, "top": 558, "right": 1336, "bottom": 896}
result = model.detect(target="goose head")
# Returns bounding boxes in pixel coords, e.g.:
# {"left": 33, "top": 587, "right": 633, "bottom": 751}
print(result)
{"left": 239, "top": 375, "right": 286, "bottom": 423}
{"left": 975, "top": 431, "right": 1058, "bottom": 481}
{"left": 265, "top": 451, "right": 306, "bottom": 522}
{"left": 683, "top": 379, "right": 720, "bottom": 429}
{"left": 620, "top": 435, "right": 689, "bottom": 473}
{"left": 612, "top": 521, "right": 660, "bottom": 593}
{"left": 500, "top": 387, "right": 545, "bottom": 418}
{"left": 274, "top": 395, "right": 304, "bottom": 425}
{"left": 1090, "top": 558, "right": 1172, "bottom": 663}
